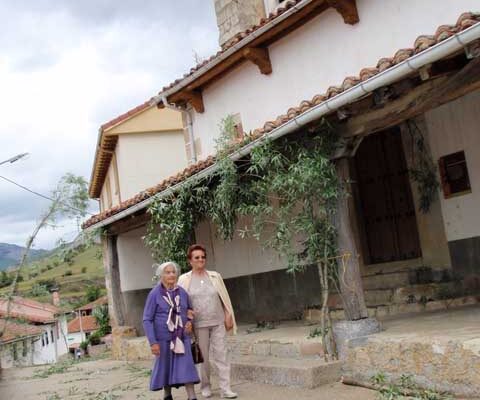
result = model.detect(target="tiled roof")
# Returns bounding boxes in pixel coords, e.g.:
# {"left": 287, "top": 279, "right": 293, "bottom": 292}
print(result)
{"left": 82, "top": 12, "right": 480, "bottom": 229}
{"left": 0, "top": 296, "right": 62, "bottom": 324}
{"left": 77, "top": 295, "right": 108, "bottom": 312}
{"left": 160, "top": 0, "right": 305, "bottom": 93}
{"left": 100, "top": 100, "right": 153, "bottom": 132}
{"left": 0, "top": 318, "right": 43, "bottom": 343}
{"left": 67, "top": 315, "right": 98, "bottom": 333}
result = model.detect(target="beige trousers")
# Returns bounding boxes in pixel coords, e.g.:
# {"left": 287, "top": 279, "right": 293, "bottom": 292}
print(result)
{"left": 195, "top": 324, "right": 231, "bottom": 392}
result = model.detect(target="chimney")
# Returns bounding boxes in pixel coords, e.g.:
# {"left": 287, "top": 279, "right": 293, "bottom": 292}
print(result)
{"left": 214, "top": 0, "right": 266, "bottom": 48}
{"left": 51, "top": 288, "right": 60, "bottom": 307}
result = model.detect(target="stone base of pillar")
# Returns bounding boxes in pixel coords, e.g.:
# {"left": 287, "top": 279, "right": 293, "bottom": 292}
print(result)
{"left": 333, "top": 318, "right": 381, "bottom": 359}
{"left": 111, "top": 325, "right": 137, "bottom": 360}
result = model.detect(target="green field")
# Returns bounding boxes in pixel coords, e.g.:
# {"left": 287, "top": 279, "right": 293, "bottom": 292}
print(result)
{"left": 0, "top": 245, "right": 106, "bottom": 310}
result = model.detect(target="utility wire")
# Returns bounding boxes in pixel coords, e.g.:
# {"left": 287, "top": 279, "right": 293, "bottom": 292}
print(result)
{"left": 0, "top": 174, "right": 95, "bottom": 216}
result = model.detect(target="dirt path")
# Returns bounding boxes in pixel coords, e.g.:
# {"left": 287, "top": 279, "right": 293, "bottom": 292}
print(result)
{"left": 0, "top": 356, "right": 378, "bottom": 400}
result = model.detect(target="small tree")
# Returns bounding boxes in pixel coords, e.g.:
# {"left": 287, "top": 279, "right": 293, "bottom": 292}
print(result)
{"left": 85, "top": 285, "right": 101, "bottom": 303}
{"left": 92, "top": 305, "right": 110, "bottom": 336}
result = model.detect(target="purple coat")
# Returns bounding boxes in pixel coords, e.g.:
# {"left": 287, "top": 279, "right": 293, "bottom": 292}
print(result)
{"left": 143, "top": 284, "right": 199, "bottom": 391}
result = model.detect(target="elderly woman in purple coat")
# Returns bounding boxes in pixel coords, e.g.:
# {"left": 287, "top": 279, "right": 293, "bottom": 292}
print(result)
{"left": 143, "top": 261, "right": 199, "bottom": 400}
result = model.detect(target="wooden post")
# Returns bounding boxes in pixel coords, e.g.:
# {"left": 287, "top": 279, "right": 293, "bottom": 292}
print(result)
{"left": 103, "top": 235, "right": 126, "bottom": 327}
{"left": 335, "top": 158, "right": 368, "bottom": 320}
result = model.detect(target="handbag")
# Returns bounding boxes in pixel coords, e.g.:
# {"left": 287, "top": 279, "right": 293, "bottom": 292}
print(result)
{"left": 190, "top": 335, "right": 204, "bottom": 364}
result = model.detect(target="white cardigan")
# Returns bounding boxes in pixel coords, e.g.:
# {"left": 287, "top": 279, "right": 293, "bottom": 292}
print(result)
{"left": 178, "top": 270, "right": 237, "bottom": 335}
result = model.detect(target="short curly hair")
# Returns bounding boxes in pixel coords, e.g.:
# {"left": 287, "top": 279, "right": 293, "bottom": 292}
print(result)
{"left": 187, "top": 244, "right": 207, "bottom": 260}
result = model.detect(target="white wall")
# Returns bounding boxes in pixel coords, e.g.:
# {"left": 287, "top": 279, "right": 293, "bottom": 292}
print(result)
{"left": 32, "top": 324, "right": 58, "bottom": 365}
{"left": 117, "top": 226, "right": 156, "bottom": 292}
{"left": 195, "top": 217, "right": 288, "bottom": 279}
{"left": 424, "top": 90, "right": 480, "bottom": 242}
{"left": 67, "top": 331, "right": 88, "bottom": 347}
{"left": 192, "top": 0, "right": 479, "bottom": 157}
{"left": 100, "top": 156, "right": 121, "bottom": 210}
{"left": 116, "top": 131, "right": 187, "bottom": 200}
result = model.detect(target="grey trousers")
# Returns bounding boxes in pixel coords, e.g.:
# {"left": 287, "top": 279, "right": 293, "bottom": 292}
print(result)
{"left": 195, "top": 324, "right": 231, "bottom": 392}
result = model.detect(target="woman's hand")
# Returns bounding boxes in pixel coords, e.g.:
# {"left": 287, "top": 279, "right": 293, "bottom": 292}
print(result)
{"left": 187, "top": 309, "right": 195, "bottom": 320}
{"left": 224, "top": 312, "right": 233, "bottom": 331}
{"left": 150, "top": 343, "right": 160, "bottom": 356}
{"left": 185, "top": 321, "right": 193, "bottom": 335}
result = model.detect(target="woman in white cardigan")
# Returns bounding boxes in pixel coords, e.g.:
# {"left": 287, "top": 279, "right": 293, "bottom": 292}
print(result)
{"left": 178, "top": 244, "right": 237, "bottom": 399}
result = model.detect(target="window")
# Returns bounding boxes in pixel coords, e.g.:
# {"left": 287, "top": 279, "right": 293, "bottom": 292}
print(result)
{"left": 438, "top": 151, "right": 471, "bottom": 198}
{"left": 41, "top": 335, "right": 45, "bottom": 347}
{"left": 22, "top": 340, "right": 28, "bottom": 357}
{"left": 51, "top": 330, "right": 54, "bottom": 343}
{"left": 45, "top": 332, "right": 49, "bottom": 345}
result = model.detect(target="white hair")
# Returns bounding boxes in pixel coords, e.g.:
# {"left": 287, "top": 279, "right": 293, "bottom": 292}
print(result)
{"left": 153, "top": 261, "right": 179, "bottom": 280}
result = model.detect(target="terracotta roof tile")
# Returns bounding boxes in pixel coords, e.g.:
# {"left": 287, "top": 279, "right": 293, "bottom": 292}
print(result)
{"left": 67, "top": 315, "right": 98, "bottom": 333}
{"left": 0, "top": 319, "right": 43, "bottom": 343}
{"left": 100, "top": 100, "right": 152, "bottom": 132}
{"left": 77, "top": 295, "right": 108, "bottom": 312}
{"left": 82, "top": 12, "right": 480, "bottom": 229}
{"left": 159, "top": 0, "right": 304, "bottom": 93}
{"left": 0, "top": 296, "right": 62, "bottom": 324}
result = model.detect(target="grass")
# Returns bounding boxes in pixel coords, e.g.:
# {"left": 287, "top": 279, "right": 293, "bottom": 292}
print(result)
{"left": 0, "top": 245, "right": 105, "bottom": 311}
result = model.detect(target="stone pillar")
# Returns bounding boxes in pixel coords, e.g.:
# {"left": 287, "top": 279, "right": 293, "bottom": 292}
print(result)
{"left": 335, "top": 158, "right": 368, "bottom": 321}
{"left": 214, "top": 0, "right": 266, "bottom": 47}
{"left": 103, "top": 235, "right": 126, "bottom": 327}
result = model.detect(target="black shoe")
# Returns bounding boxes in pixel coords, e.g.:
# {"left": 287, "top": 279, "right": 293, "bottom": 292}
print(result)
{"left": 164, "top": 396, "right": 173, "bottom": 400}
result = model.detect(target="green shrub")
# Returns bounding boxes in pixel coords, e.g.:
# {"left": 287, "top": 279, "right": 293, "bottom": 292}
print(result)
{"left": 64, "top": 270, "right": 73, "bottom": 276}
{"left": 81, "top": 266, "right": 87, "bottom": 274}
{"left": 30, "top": 283, "right": 49, "bottom": 297}
{"left": 85, "top": 285, "right": 101, "bottom": 302}
{"left": 46, "top": 264, "right": 52, "bottom": 270}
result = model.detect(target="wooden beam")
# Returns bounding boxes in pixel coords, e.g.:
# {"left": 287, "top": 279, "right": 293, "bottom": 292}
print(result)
{"left": 327, "top": 0, "right": 359, "bottom": 25}
{"left": 343, "top": 57, "right": 480, "bottom": 136}
{"left": 182, "top": 90, "right": 205, "bottom": 113}
{"left": 168, "top": 1, "right": 330, "bottom": 104}
{"left": 107, "top": 211, "right": 151, "bottom": 236}
{"left": 242, "top": 47, "right": 272, "bottom": 75}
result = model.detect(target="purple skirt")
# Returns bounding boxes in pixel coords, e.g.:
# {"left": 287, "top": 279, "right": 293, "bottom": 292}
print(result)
{"left": 150, "top": 336, "right": 200, "bottom": 391}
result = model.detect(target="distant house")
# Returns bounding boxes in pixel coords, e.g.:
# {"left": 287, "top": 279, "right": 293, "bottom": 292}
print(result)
{"left": 0, "top": 296, "right": 68, "bottom": 365}
{"left": 67, "top": 296, "right": 108, "bottom": 349}
{"left": 0, "top": 318, "right": 43, "bottom": 368}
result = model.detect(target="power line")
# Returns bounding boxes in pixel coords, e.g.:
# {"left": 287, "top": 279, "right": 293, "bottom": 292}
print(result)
{"left": 0, "top": 174, "right": 95, "bottom": 216}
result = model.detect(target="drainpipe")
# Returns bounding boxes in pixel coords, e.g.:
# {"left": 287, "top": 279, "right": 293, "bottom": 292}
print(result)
{"left": 161, "top": 96, "right": 197, "bottom": 164}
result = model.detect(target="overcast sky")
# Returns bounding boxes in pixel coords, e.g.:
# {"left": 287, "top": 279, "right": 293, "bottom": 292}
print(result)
{"left": 0, "top": 0, "right": 219, "bottom": 249}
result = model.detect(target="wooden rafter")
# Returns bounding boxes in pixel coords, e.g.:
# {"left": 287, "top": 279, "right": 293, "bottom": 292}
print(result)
{"left": 182, "top": 90, "right": 205, "bottom": 113}
{"left": 327, "top": 0, "right": 359, "bottom": 25}
{"left": 242, "top": 47, "right": 272, "bottom": 75}
{"left": 343, "top": 56, "right": 480, "bottom": 136}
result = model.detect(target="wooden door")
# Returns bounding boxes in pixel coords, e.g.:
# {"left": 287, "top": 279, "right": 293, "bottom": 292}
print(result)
{"left": 354, "top": 128, "right": 421, "bottom": 264}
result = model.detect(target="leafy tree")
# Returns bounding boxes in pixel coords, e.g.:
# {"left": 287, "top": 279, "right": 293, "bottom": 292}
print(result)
{"left": 0, "top": 173, "right": 89, "bottom": 339}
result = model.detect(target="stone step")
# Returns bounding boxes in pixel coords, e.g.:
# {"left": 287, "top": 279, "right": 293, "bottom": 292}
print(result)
{"left": 327, "top": 281, "right": 461, "bottom": 309}
{"left": 227, "top": 326, "right": 324, "bottom": 359}
{"left": 231, "top": 354, "right": 342, "bottom": 388}
{"left": 305, "top": 295, "right": 480, "bottom": 322}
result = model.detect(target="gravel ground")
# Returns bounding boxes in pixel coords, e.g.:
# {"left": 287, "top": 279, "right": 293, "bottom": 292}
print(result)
{"left": 0, "top": 355, "right": 379, "bottom": 400}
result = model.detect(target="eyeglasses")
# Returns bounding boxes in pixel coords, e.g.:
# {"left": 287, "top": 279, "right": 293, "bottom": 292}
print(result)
{"left": 193, "top": 256, "right": 206, "bottom": 260}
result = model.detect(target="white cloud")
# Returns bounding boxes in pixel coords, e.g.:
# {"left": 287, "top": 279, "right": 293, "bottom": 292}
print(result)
{"left": 0, "top": 1, "right": 219, "bottom": 249}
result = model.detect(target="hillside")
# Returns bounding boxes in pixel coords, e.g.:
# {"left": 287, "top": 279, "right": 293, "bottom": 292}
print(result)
{"left": 0, "top": 244, "right": 105, "bottom": 310}
{"left": 0, "top": 243, "right": 49, "bottom": 270}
